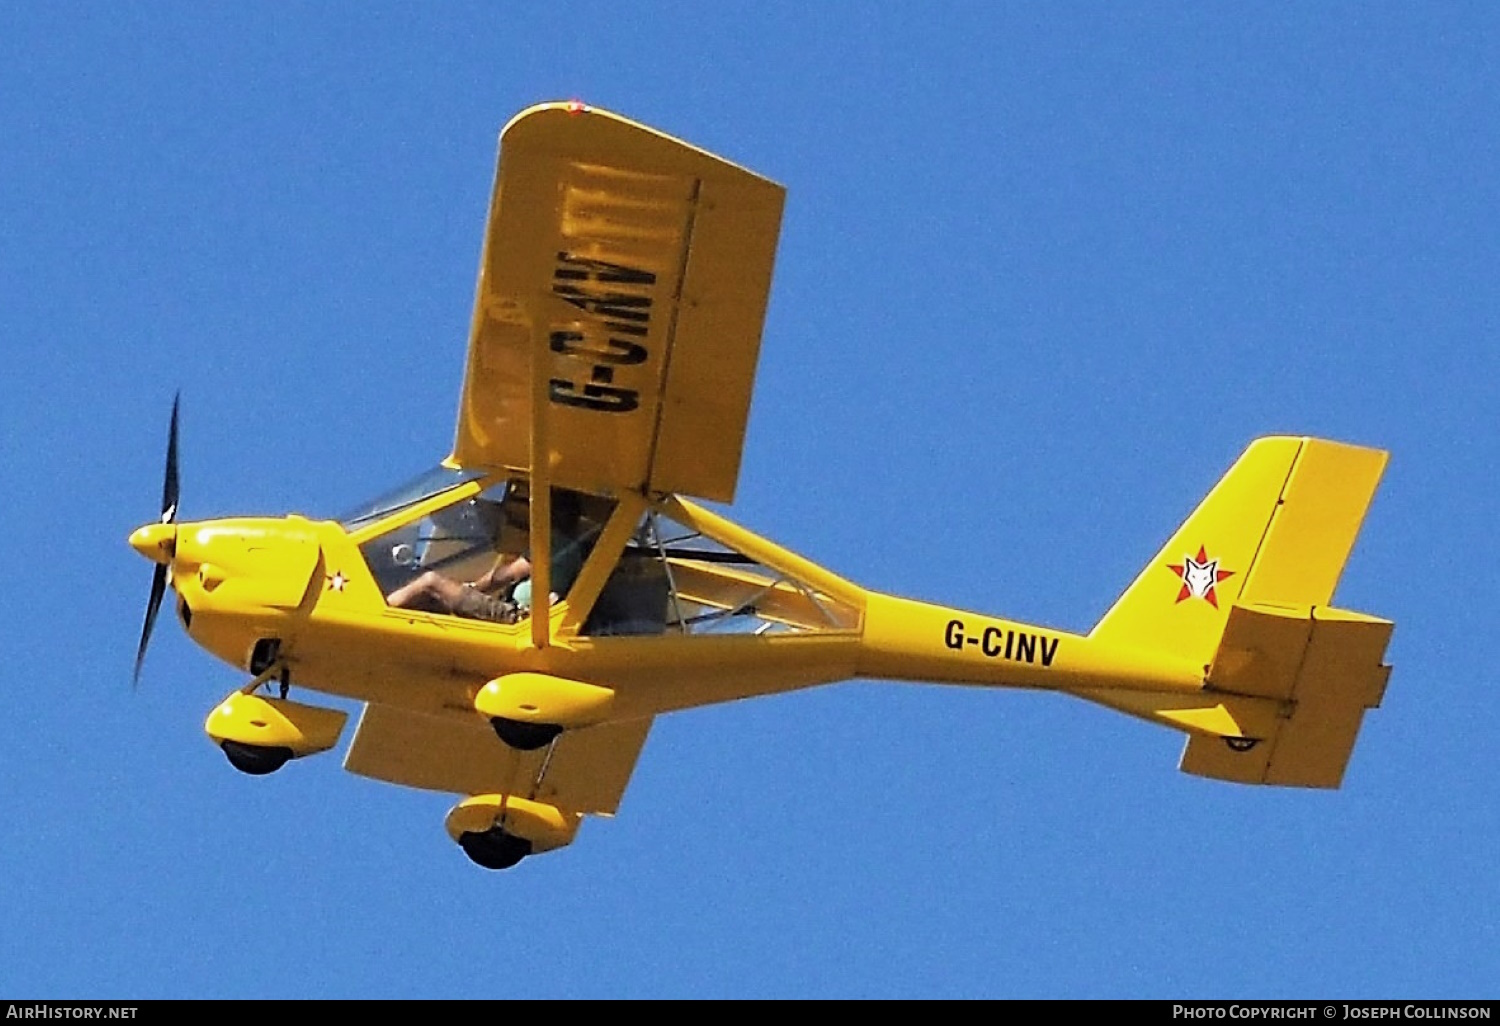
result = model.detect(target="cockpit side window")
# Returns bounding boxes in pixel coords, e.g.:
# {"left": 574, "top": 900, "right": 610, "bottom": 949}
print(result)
{"left": 362, "top": 480, "right": 615, "bottom": 627}
{"left": 359, "top": 480, "right": 516, "bottom": 598}
{"left": 583, "top": 504, "right": 860, "bottom": 637}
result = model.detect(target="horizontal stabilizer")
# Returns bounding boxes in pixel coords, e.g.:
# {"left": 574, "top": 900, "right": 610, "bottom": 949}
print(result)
{"left": 1181, "top": 602, "right": 1393, "bottom": 788}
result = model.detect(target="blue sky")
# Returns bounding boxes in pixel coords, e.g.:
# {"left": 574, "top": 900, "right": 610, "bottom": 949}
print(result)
{"left": 2, "top": 4, "right": 1497, "bottom": 998}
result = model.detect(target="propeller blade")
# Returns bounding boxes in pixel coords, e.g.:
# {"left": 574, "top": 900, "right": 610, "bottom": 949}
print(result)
{"left": 136, "top": 394, "right": 181, "bottom": 688}
{"left": 162, "top": 392, "right": 180, "bottom": 523}
{"left": 134, "top": 563, "right": 168, "bottom": 687}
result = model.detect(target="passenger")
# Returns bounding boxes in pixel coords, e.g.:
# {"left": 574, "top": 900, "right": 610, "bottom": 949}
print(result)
{"left": 386, "top": 491, "right": 584, "bottom": 623}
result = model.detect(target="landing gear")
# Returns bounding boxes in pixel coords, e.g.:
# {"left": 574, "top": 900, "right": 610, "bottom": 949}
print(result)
{"left": 489, "top": 716, "right": 562, "bottom": 751}
{"left": 221, "top": 740, "right": 293, "bottom": 775}
{"left": 458, "top": 827, "right": 533, "bottom": 870}
{"left": 207, "top": 668, "right": 347, "bottom": 777}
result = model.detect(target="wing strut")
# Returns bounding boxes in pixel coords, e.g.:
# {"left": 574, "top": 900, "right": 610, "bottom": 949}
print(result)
{"left": 529, "top": 293, "right": 553, "bottom": 649}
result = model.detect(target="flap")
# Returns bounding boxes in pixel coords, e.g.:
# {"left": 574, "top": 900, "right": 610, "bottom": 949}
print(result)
{"left": 452, "top": 102, "right": 785, "bottom": 502}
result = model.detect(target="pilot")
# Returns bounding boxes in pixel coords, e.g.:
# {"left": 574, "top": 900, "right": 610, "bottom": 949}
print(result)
{"left": 387, "top": 490, "right": 585, "bottom": 623}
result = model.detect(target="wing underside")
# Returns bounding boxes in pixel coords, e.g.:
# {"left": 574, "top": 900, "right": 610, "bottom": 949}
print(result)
{"left": 452, "top": 102, "right": 785, "bottom": 503}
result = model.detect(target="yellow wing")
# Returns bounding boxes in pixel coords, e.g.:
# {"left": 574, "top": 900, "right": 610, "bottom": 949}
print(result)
{"left": 343, "top": 702, "right": 652, "bottom": 816}
{"left": 452, "top": 102, "right": 785, "bottom": 503}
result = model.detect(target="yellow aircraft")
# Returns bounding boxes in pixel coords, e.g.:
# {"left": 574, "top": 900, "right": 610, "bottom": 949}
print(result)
{"left": 129, "top": 102, "right": 1393, "bottom": 870}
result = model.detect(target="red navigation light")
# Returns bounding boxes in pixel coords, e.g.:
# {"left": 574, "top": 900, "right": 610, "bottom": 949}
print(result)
{"left": 566, "top": 99, "right": 586, "bottom": 115}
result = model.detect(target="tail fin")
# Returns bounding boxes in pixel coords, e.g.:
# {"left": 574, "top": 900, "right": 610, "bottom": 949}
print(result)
{"left": 1089, "top": 436, "right": 1392, "bottom": 788}
{"left": 1090, "top": 436, "right": 1388, "bottom": 672}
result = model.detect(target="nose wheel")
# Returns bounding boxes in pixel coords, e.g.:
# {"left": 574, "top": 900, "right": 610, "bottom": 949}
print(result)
{"left": 208, "top": 661, "right": 348, "bottom": 776}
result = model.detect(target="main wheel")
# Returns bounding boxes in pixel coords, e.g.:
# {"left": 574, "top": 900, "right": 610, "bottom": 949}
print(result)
{"left": 458, "top": 828, "right": 533, "bottom": 870}
{"left": 490, "top": 717, "right": 562, "bottom": 752}
{"left": 221, "top": 740, "right": 293, "bottom": 775}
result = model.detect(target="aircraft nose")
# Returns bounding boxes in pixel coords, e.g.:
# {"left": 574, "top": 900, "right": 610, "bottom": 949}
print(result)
{"left": 129, "top": 522, "right": 176, "bottom": 565}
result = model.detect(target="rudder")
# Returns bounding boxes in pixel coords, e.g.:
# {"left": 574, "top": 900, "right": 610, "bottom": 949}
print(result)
{"left": 1236, "top": 438, "right": 1389, "bottom": 608}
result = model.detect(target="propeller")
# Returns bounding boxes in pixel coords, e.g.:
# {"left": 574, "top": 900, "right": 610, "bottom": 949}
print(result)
{"left": 132, "top": 393, "right": 180, "bottom": 686}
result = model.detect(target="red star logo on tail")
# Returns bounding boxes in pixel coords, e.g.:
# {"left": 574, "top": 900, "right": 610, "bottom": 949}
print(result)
{"left": 1166, "top": 545, "right": 1234, "bottom": 608}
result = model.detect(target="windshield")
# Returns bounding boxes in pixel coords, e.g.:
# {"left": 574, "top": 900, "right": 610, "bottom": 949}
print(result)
{"left": 338, "top": 465, "right": 485, "bottom": 529}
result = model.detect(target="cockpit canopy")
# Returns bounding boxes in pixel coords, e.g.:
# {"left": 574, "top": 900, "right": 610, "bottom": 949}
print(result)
{"left": 340, "top": 466, "right": 859, "bottom": 638}
{"left": 338, "top": 465, "right": 485, "bottom": 531}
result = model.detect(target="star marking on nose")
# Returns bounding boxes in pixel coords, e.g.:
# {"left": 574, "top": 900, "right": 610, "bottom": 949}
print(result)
{"left": 326, "top": 571, "right": 348, "bottom": 593}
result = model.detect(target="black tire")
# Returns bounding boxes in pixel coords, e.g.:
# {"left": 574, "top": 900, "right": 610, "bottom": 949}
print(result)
{"left": 221, "top": 740, "right": 293, "bottom": 775}
{"left": 459, "top": 828, "right": 533, "bottom": 870}
{"left": 490, "top": 717, "right": 562, "bottom": 751}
